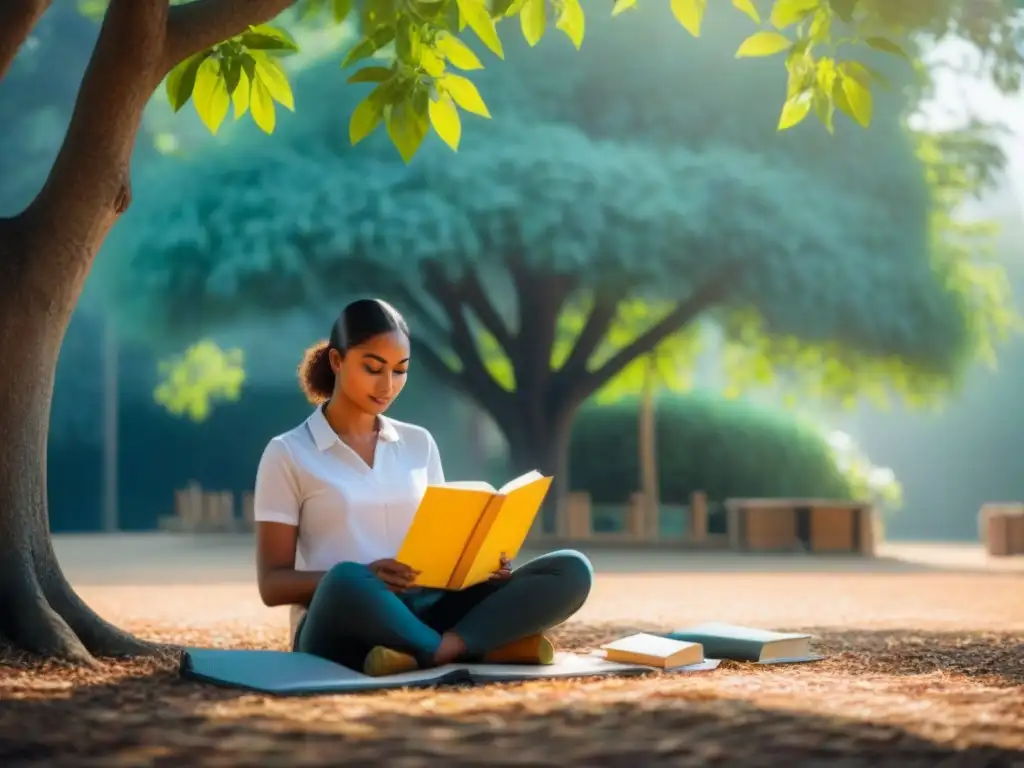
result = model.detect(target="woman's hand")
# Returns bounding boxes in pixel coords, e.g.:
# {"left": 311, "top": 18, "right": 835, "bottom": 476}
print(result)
{"left": 369, "top": 559, "right": 420, "bottom": 592}
{"left": 489, "top": 552, "right": 513, "bottom": 581}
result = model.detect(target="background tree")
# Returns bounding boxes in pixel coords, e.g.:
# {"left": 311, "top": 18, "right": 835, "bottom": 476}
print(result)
{"left": 115, "top": 4, "right": 1009, "bottom": 531}
{"left": 0, "top": 0, "right": 1015, "bottom": 665}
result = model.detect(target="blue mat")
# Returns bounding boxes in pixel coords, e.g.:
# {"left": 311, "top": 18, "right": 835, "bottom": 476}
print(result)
{"left": 179, "top": 648, "right": 720, "bottom": 696}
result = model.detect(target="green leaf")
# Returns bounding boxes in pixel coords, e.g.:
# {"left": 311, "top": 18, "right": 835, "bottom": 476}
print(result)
{"left": 839, "top": 70, "right": 872, "bottom": 126}
{"left": 521, "top": 0, "right": 547, "bottom": 46}
{"left": 239, "top": 24, "right": 299, "bottom": 53}
{"left": 812, "top": 90, "right": 835, "bottom": 133}
{"left": 342, "top": 27, "right": 397, "bottom": 68}
{"left": 253, "top": 53, "right": 294, "bottom": 111}
{"left": 386, "top": 92, "right": 430, "bottom": 164}
{"left": 827, "top": 0, "right": 856, "bottom": 23}
{"left": 232, "top": 67, "right": 251, "bottom": 119}
{"left": 428, "top": 92, "right": 462, "bottom": 150}
{"left": 222, "top": 56, "right": 243, "bottom": 96}
{"left": 350, "top": 86, "right": 388, "bottom": 145}
{"left": 611, "top": 0, "right": 637, "bottom": 16}
{"left": 347, "top": 66, "right": 394, "bottom": 83}
{"left": 395, "top": 17, "right": 423, "bottom": 66}
{"left": 671, "top": 0, "right": 706, "bottom": 36}
{"left": 731, "top": 0, "right": 760, "bottom": 24}
{"left": 808, "top": 8, "right": 830, "bottom": 41}
{"left": 434, "top": 31, "right": 483, "bottom": 70}
{"left": 192, "top": 57, "right": 230, "bottom": 135}
{"left": 777, "top": 91, "right": 811, "bottom": 130}
{"left": 165, "top": 51, "right": 211, "bottom": 112}
{"left": 421, "top": 48, "right": 447, "bottom": 77}
{"left": 440, "top": 73, "right": 491, "bottom": 117}
{"left": 455, "top": 0, "right": 504, "bottom": 59}
{"left": 865, "top": 36, "right": 909, "bottom": 60}
{"left": 735, "top": 30, "right": 792, "bottom": 57}
{"left": 859, "top": 62, "right": 892, "bottom": 90}
{"left": 501, "top": 0, "right": 528, "bottom": 16}
{"left": 769, "top": 0, "right": 819, "bottom": 29}
{"left": 249, "top": 77, "right": 276, "bottom": 133}
{"left": 333, "top": 0, "right": 354, "bottom": 22}
{"left": 816, "top": 56, "right": 837, "bottom": 93}
{"left": 556, "top": 0, "right": 585, "bottom": 50}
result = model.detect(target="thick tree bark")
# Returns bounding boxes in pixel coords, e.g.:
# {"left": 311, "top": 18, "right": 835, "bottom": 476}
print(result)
{"left": 503, "top": 402, "right": 576, "bottom": 536}
{"left": 0, "top": 0, "right": 52, "bottom": 81}
{"left": 0, "top": 0, "right": 296, "bottom": 665}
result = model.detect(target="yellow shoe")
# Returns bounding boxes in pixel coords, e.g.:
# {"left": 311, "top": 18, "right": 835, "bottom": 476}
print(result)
{"left": 483, "top": 634, "right": 556, "bottom": 665}
{"left": 363, "top": 646, "right": 419, "bottom": 677}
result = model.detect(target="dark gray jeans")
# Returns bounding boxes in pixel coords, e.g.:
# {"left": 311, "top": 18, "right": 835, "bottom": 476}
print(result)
{"left": 293, "top": 549, "right": 593, "bottom": 669}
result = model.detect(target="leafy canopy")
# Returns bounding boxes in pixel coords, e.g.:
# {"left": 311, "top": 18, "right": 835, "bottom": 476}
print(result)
{"left": 142, "top": 0, "right": 937, "bottom": 161}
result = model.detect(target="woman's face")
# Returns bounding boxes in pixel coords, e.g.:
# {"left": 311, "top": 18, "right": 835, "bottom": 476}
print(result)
{"left": 332, "top": 330, "right": 411, "bottom": 416}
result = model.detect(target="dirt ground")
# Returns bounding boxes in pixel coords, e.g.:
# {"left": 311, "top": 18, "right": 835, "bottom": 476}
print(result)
{"left": 1, "top": 536, "right": 1023, "bottom": 767}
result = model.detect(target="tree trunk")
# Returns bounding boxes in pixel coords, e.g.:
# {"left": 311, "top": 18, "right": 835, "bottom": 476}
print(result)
{"left": 0, "top": 0, "right": 297, "bottom": 666}
{"left": 638, "top": 356, "right": 660, "bottom": 538}
{"left": 504, "top": 403, "right": 576, "bottom": 536}
{"left": 0, "top": 225, "right": 158, "bottom": 664}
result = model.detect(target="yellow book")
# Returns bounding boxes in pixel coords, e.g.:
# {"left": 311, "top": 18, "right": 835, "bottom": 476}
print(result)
{"left": 396, "top": 470, "right": 553, "bottom": 590}
{"left": 600, "top": 633, "right": 705, "bottom": 669}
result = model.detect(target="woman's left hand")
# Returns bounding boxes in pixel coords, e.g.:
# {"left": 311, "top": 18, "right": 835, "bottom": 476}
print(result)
{"left": 489, "top": 552, "right": 512, "bottom": 581}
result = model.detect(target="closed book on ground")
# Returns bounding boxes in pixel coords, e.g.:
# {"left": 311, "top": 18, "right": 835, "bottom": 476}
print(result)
{"left": 666, "top": 622, "right": 822, "bottom": 664}
{"left": 599, "top": 633, "right": 705, "bottom": 669}
{"left": 396, "top": 470, "right": 552, "bottom": 590}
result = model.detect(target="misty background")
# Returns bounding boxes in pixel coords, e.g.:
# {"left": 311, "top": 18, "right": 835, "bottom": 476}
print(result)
{"left": 2, "top": 3, "right": 1021, "bottom": 541}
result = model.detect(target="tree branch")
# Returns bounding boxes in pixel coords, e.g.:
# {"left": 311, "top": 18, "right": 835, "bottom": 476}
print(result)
{"left": 506, "top": 257, "right": 575, "bottom": 402}
{"left": 458, "top": 271, "right": 515, "bottom": 355}
{"left": 554, "top": 284, "right": 628, "bottom": 385}
{"left": 0, "top": 0, "right": 51, "bottom": 82}
{"left": 164, "top": 0, "right": 297, "bottom": 70}
{"left": 573, "top": 263, "right": 744, "bottom": 405}
{"left": 421, "top": 260, "right": 510, "bottom": 417}
{"left": 384, "top": 281, "right": 452, "bottom": 350}
{"left": 412, "top": 336, "right": 466, "bottom": 394}
{"left": 24, "top": 0, "right": 169, "bottom": 250}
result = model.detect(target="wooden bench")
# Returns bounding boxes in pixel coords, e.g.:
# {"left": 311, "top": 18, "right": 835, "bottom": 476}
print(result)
{"left": 725, "top": 498, "right": 877, "bottom": 555}
{"left": 158, "top": 483, "right": 254, "bottom": 533}
{"left": 979, "top": 503, "right": 1024, "bottom": 556}
{"left": 551, "top": 490, "right": 717, "bottom": 546}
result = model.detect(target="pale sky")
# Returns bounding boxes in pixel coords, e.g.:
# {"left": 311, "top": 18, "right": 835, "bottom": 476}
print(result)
{"left": 913, "top": 38, "right": 1024, "bottom": 220}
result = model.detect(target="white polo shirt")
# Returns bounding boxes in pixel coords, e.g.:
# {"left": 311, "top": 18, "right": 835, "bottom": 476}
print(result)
{"left": 252, "top": 406, "right": 445, "bottom": 638}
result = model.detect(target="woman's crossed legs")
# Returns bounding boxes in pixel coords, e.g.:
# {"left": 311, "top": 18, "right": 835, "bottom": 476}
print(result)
{"left": 294, "top": 549, "right": 594, "bottom": 673}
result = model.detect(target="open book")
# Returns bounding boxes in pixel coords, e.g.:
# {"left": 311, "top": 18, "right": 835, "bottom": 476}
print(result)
{"left": 396, "top": 470, "right": 553, "bottom": 590}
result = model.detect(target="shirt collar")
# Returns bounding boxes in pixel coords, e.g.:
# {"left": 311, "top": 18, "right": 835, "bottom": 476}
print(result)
{"left": 307, "top": 406, "right": 400, "bottom": 451}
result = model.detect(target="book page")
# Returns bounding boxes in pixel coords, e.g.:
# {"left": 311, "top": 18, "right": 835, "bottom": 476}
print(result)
{"left": 498, "top": 470, "right": 543, "bottom": 495}
{"left": 396, "top": 486, "right": 494, "bottom": 589}
{"left": 456, "top": 474, "right": 552, "bottom": 588}
{"left": 437, "top": 480, "right": 497, "bottom": 492}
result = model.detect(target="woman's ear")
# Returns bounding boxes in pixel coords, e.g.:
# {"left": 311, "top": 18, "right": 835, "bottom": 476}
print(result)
{"left": 328, "top": 347, "right": 345, "bottom": 375}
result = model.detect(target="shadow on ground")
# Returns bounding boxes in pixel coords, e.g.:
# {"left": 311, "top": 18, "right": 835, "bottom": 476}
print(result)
{"left": 2, "top": 627, "right": 1022, "bottom": 767}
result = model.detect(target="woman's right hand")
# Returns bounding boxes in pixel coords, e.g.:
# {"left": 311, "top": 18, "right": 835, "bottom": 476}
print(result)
{"left": 368, "top": 559, "right": 420, "bottom": 592}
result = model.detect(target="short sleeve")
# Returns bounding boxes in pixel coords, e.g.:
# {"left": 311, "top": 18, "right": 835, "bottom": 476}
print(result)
{"left": 426, "top": 431, "right": 445, "bottom": 485}
{"left": 253, "top": 438, "right": 301, "bottom": 526}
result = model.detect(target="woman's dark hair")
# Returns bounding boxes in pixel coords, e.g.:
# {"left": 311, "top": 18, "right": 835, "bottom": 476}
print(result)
{"left": 298, "top": 298, "right": 409, "bottom": 404}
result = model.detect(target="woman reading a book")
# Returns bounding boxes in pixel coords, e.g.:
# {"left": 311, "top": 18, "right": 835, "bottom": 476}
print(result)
{"left": 252, "top": 298, "right": 593, "bottom": 677}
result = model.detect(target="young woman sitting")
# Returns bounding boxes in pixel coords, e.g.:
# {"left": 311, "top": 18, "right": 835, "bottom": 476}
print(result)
{"left": 252, "top": 298, "right": 593, "bottom": 677}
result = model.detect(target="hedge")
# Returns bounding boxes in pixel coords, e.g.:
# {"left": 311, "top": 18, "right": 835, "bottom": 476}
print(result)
{"left": 568, "top": 390, "right": 855, "bottom": 504}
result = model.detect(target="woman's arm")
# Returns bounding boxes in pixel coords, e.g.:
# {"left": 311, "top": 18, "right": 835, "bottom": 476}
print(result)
{"left": 255, "top": 522, "right": 324, "bottom": 607}
{"left": 251, "top": 438, "right": 323, "bottom": 607}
